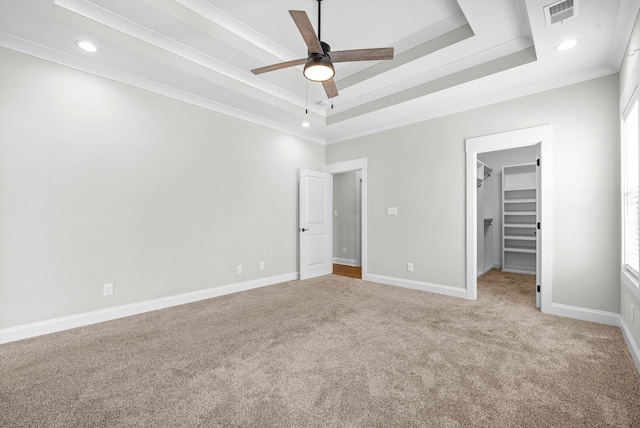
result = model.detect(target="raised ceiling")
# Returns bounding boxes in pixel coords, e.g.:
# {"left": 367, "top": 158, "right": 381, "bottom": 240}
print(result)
{"left": 0, "top": 0, "right": 638, "bottom": 144}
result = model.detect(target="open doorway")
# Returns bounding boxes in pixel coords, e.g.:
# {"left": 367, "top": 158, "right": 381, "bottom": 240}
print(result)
{"left": 476, "top": 146, "right": 539, "bottom": 305}
{"left": 465, "top": 125, "right": 553, "bottom": 313}
{"left": 326, "top": 158, "right": 368, "bottom": 280}
{"left": 332, "top": 171, "right": 362, "bottom": 278}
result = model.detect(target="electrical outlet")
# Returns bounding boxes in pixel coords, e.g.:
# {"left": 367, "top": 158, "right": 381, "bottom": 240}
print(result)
{"left": 259, "top": 262, "right": 264, "bottom": 271}
{"left": 407, "top": 263, "right": 414, "bottom": 272}
{"left": 103, "top": 283, "right": 114, "bottom": 296}
{"left": 343, "top": 247, "right": 347, "bottom": 254}
{"left": 237, "top": 265, "right": 243, "bottom": 274}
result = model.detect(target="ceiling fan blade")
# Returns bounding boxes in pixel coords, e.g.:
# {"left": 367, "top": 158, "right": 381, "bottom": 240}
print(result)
{"left": 289, "top": 10, "right": 323, "bottom": 54}
{"left": 251, "top": 58, "right": 307, "bottom": 75}
{"left": 322, "top": 79, "right": 339, "bottom": 99}
{"left": 330, "top": 47, "right": 394, "bottom": 63}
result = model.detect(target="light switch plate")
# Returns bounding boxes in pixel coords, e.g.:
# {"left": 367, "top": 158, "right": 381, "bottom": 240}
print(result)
{"left": 387, "top": 207, "right": 398, "bottom": 216}
{"left": 103, "top": 283, "right": 114, "bottom": 296}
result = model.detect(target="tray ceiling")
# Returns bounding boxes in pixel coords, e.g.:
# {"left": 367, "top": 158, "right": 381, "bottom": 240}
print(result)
{"left": 0, "top": 0, "right": 638, "bottom": 144}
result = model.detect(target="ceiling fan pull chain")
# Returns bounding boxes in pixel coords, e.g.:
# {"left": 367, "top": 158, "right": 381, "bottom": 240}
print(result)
{"left": 305, "top": 79, "right": 308, "bottom": 114}
{"left": 317, "top": 0, "right": 322, "bottom": 43}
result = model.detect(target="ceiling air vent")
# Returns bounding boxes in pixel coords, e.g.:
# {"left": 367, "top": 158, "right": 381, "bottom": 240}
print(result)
{"left": 544, "top": 0, "right": 578, "bottom": 27}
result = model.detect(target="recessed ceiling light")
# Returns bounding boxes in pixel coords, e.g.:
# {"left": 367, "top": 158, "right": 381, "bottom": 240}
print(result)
{"left": 75, "top": 40, "right": 98, "bottom": 53}
{"left": 555, "top": 39, "right": 578, "bottom": 52}
{"left": 302, "top": 121, "right": 311, "bottom": 127}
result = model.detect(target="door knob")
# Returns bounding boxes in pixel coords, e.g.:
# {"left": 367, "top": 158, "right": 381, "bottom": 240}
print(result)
{"left": 301, "top": 228, "right": 309, "bottom": 232}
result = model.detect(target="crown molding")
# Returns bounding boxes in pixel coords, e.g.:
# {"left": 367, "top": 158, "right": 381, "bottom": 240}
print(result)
{"left": 325, "top": 63, "right": 616, "bottom": 144}
{"left": 53, "top": 0, "right": 326, "bottom": 117}
{"left": 0, "top": 32, "right": 326, "bottom": 145}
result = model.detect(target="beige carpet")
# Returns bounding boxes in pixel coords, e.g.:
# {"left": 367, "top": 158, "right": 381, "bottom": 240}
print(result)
{"left": 1, "top": 270, "right": 639, "bottom": 427}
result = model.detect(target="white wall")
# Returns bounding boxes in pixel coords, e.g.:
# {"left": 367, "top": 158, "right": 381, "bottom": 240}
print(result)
{"left": 327, "top": 74, "right": 620, "bottom": 313}
{"left": 619, "top": 10, "right": 640, "bottom": 358}
{"left": 0, "top": 47, "right": 325, "bottom": 329}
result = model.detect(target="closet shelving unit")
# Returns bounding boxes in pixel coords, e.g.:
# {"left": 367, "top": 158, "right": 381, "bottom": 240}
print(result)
{"left": 502, "top": 163, "right": 537, "bottom": 275}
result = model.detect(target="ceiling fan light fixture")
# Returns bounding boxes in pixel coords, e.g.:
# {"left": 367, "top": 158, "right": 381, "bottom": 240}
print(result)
{"left": 303, "top": 55, "right": 335, "bottom": 82}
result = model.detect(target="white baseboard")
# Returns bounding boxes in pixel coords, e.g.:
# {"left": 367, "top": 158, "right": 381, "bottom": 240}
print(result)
{"left": 0, "top": 272, "right": 297, "bottom": 345}
{"left": 365, "top": 274, "right": 467, "bottom": 299}
{"left": 333, "top": 258, "right": 357, "bottom": 266}
{"left": 6, "top": 271, "right": 637, "bottom": 377}
{"left": 548, "top": 303, "right": 621, "bottom": 326}
{"left": 547, "top": 306, "right": 639, "bottom": 373}
{"left": 620, "top": 316, "right": 640, "bottom": 374}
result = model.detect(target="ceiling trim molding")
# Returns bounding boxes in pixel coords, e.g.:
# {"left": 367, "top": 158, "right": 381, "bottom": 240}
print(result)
{"left": 173, "top": 0, "right": 298, "bottom": 61}
{"left": 325, "top": 63, "right": 616, "bottom": 145}
{"left": 330, "top": 36, "right": 533, "bottom": 114}
{"left": 334, "top": 13, "right": 469, "bottom": 80}
{"left": 338, "top": 24, "right": 475, "bottom": 90}
{"left": 53, "top": 0, "right": 326, "bottom": 116}
{"left": 0, "top": 32, "right": 326, "bottom": 145}
{"left": 606, "top": 0, "right": 640, "bottom": 70}
{"left": 329, "top": 46, "right": 537, "bottom": 125}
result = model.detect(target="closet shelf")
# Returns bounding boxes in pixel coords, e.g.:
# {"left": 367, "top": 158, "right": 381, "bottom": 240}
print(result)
{"left": 504, "top": 186, "right": 536, "bottom": 192}
{"left": 504, "top": 198, "right": 536, "bottom": 203}
{"left": 504, "top": 247, "right": 536, "bottom": 254}
{"left": 504, "top": 211, "right": 536, "bottom": 215}
{"left": 504, "top": 235, "right": 536, "bottom": 241}
{"left": 504, "top": 223, "right": 536, "bottom": 228}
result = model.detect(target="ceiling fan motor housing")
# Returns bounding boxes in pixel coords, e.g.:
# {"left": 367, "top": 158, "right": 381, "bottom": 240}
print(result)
{"left": 320, "top": 41, "right": 331, "bottom": 55}
{"left": 307, "top": 41, "right": 331, "bottom": 60}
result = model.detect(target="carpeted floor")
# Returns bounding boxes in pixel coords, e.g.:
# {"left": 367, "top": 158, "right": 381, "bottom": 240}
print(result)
{"left": 1, "top": 270, "right": 639, "bottom": 427}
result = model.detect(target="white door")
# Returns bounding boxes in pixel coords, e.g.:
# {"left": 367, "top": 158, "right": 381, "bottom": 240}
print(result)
{"left": 535, "top": 147, "right": 542, "bottom": 309}
{"left": 299, "top": 169, "right": 333, "bottom": 280}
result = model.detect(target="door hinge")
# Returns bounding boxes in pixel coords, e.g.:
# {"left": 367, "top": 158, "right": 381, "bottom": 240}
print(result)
{"left": 536, "top": 159, "right": 540, "bottom": 167}
{"left": 537, "top": 285, "right": 540, "bottom": 293}
{"left": 537, "top": 222, "right": 541, "bottom": 230}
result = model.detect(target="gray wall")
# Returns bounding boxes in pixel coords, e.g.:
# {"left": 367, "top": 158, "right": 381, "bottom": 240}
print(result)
{"left": 0, "top": 39, "right": 629, "bottom": 333}
{"left": 0, "top": 47, "right": 325, "bottom": 329}
{"left": 619, "top": 10, "right": 640, "bottom": 352}
{"left": 333, "top": 171, "right": 358, "bottom": 264}
{"left": 327, "top": 74, "right": 620, "bottom": 313}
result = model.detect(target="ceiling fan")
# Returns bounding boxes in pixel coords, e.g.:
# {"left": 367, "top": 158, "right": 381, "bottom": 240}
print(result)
{"left": 251, "top": 0, "right": 394, "bottom": 99}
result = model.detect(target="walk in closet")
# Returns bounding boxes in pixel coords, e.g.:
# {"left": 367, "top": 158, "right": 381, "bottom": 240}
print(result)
{"left": 477, "top": 146, "right": 538, "bottom": 277}
{"left": 502, "top": 163, "right": 537, "bottom": 275}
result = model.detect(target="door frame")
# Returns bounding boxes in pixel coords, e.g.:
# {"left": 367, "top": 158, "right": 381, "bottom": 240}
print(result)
{"left": 465, "top": 125, "right": 553, "bottom": 313}
{"left": 326, "top": 158, "right": 368, "bottom": 280}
